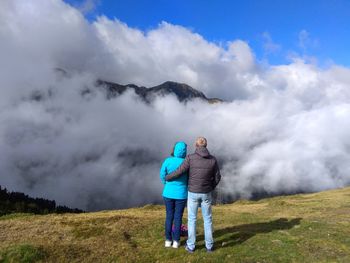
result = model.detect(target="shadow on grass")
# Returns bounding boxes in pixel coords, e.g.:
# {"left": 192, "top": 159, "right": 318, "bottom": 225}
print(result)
{"left": 196, "top": 218, "right": 302, "bottom": 250}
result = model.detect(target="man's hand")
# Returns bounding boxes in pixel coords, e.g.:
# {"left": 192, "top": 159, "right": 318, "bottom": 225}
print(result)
{"left": 165, "top": 156, "right": 190, "bottom": 181}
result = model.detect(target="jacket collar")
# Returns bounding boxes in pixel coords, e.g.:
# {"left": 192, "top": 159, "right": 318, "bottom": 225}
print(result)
{"left": 195, "top": 146, "right": 210, "bottom": 158}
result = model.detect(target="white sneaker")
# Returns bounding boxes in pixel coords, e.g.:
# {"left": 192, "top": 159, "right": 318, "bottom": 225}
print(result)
{"left": 172, "top": 241, "right": 179, "bottom": 248}
{"left": 165, "top": 240, "right": 172, "bottom": 248}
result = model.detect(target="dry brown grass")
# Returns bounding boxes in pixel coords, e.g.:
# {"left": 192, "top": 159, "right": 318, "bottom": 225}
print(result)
{"left": 1, "top": 187, "right": 350, "bottom": 262}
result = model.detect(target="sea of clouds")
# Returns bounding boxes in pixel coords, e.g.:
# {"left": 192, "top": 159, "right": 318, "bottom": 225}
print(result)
{"left": 1, "top": 0, "right": 350, "bottom": 210}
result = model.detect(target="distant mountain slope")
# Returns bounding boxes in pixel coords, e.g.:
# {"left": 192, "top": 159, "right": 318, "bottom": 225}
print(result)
{"left": 0, "top": 185, "right": 83, "bottom": 215}
{"left": 96, "top": 80, "right": 223, "bottom": 103}
{"left": 53, "top": 68, "right": 223, "bottom": 103}
{"left": 1, "top": 187, "right": 350, "bottom": 262}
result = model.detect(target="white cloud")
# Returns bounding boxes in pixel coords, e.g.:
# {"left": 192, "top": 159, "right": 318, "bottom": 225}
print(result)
{"left": 1, "top": 0, "right": 350, "bottom": 210}
{"left": 262, "top": 32, "right": 281, "bottom": 55}
{"left": 77, "top": 0, "right": 99, "bottom": 14}
{"left": 298, "top": 29, "right": 319, "bottom": 51}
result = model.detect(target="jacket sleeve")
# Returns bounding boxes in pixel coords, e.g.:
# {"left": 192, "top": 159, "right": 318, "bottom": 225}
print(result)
{"left": 160, "top": 159, "right": 168, "bottom": 185}
{"left": 165, "top": 156, "right": 190, "bottom": 181}
{"left": 213, "top": 159, "right": 221, "bottom": 188}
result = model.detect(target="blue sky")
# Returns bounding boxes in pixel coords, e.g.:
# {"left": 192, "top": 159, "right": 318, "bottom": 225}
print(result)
{"left": 64, "top": 0, "right": 350, "bottom": 66}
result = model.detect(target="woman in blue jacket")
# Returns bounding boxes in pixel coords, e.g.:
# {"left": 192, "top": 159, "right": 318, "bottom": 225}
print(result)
{"left": 160, "top": 141, "right": 188, "bottom": 249}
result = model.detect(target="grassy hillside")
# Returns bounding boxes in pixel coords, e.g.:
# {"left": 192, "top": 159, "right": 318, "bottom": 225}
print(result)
{"left": 1, "top": 187, "right": 350, "bottom": 263}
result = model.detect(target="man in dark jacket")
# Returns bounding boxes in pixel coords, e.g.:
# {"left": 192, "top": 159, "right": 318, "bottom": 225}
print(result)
{"left": 166, "top": 137, "right": 221, "bottom": 253}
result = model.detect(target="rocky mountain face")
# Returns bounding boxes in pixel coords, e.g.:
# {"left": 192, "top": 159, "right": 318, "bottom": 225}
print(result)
{"left": 53, "top": 68, "right": 223, "bottom": 103}
{"left": 96, "top": 79, "right": 223, "bottom": 104}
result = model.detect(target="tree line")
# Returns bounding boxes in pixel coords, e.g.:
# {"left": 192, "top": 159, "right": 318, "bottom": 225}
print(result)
{"left": 0, "top": 185, "right": 84, "bottom": 216}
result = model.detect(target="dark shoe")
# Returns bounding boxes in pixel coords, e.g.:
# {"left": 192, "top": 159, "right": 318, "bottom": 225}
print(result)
{"left": 206, "top": 247, "right": 214, "bottom": 253}
{"left": 185, "top": 245, "right": 195, "bottom": 253}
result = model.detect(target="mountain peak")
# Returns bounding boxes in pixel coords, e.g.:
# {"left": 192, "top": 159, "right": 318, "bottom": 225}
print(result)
{"left": 149, "top": 81, "right": 207, "bottom": 101}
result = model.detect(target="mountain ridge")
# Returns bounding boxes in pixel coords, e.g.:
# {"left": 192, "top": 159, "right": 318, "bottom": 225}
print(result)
{"left": 54, "top": 68, "right": 223, "bottom": 103}
{"left": 96, "top": 79, "right": 223, "bottom": 104}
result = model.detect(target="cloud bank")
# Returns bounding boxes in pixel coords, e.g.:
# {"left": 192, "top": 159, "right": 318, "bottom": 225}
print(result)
{"left": 1, "top": 0, "right": 350, "bottom": 210}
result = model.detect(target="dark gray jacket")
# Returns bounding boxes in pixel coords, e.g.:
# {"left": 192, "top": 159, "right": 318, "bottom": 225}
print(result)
{"left": 165, "top": 147, "right": 221, "bottom": 193}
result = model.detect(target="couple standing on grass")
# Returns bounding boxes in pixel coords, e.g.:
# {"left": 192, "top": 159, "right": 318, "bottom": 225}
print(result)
{"left": 160, "top": 137, "right": 221, "bottom": 253}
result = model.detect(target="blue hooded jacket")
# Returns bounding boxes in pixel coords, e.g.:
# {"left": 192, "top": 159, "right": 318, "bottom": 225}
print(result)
{"left": 160, "top": 141, "right": 188, "bottom": 199}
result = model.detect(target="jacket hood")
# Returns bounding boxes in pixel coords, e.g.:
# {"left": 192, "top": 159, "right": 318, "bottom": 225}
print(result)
{"left": 195, "top": 146, "right": 210, "bottom": 158}
{"left": 173, "top": 141, "right": 187, "bottom": 158}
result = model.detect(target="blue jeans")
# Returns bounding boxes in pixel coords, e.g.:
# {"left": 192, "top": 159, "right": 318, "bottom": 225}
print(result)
{"left": 186, "top": 191, "right": 213, "bottom": 250}
{"left": 164, "top": 197, "right": 187, "bottom": 242}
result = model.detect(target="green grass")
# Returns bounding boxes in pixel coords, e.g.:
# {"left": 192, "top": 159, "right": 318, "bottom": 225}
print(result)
{"left": 0, "top": 244, "right": 46, "bottom": 263}
{"left": 0, "top": 213, "right": 34, "bottom": 221}
{"left": 1, "top": 187, "right": 350, "bottom": 262}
